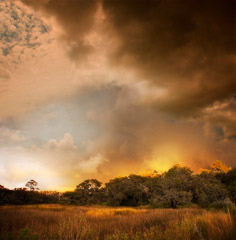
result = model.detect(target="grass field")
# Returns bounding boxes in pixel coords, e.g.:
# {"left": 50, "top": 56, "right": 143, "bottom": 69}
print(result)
{"left": 0, "top": 205, "right": 235, "bottom": 240}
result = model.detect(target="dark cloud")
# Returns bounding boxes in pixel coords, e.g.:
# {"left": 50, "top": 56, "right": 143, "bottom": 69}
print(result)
{"left": 89, "top": 100, "right": 236, "bottom": 177}
{"left": 203, "top": 98, "right": 236, "bottom": 141}
{"left": 12, "top": 0, "right": 235, "bottom": 182}
{"left": 74, "top": 85, "right": 236, "bottom": 178}
{"left": 20, "top": 0, "right": 99, "bottom": 60}
{"left": 102, "top": 0, "right": 235, "bottom": 115}
{"left": 19, "top": 0, "right": 235, "bottom": 115}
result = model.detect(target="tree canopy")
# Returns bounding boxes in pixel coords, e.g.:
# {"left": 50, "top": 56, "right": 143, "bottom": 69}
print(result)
{"left": 1, "top": 161, "right": 235, "bottom": 207}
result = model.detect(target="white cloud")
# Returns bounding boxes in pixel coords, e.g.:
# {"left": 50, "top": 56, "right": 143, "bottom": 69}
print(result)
{"left": 0, "top": 132, "right": 107, "bottom": 190}
{"left": 78, "top": 153, "right": 107, "bottom": 174}
{"left": 44, "top": 133, "right": 77, "bottom": 151}
{"left": 0, "top": 126, "right": 25, "bottom": 144}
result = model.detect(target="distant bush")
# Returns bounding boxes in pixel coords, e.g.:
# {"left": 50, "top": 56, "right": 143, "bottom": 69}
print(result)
{"left": 207, "top": 199, "right": 236, "bottom": 213}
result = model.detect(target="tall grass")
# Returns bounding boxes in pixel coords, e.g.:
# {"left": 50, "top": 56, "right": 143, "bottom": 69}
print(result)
{"left": 0, "top": 205, "right": 235, "bottom": 240}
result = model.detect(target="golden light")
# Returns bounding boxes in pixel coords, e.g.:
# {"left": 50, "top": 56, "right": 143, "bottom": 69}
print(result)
{"left": 146, "top": 146, "right": 185, "bottom": 173}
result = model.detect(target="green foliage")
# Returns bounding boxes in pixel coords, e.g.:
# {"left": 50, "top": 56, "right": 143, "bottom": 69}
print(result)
{"left": 1, "top": 164, "right": 235, "bottom": 208}
{"left": 105, "top": 175, "right": 149, "bottom": 206}
{"left": 61, "top": 179, "right": 103, "bottom": 205}
{"left": 192, "top": 172, "right": 228, "bottom": 207}
{"left": 0, "top": 229, "right": 39, "bottom": 240}
{"left": 150, "top": 165, "right": 194, "bottom": 208}
{"left": 16, "top": 229, "right": 39, "bottom": 240}
{"left": 207, "top": 198, "right": 236, "bottom": 213}
{"left": 152, "top": 189, "right": 193, "bottom": 208}
{"left": 216, "top": 169, "right": 236, "bottom": 203}
{"left": 76, "top": 179, "right": 103, "bottom": 205}
{"left": 0, "top": 188, "right": 60, "bottom": 205}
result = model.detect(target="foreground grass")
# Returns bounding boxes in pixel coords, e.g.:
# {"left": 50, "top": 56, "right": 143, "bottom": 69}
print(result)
{"left": 0, "top": 205, "right": 235, "bottom": 240}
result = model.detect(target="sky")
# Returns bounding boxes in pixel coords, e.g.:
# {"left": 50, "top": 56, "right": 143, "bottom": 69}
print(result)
{"left": 0, "top": 0, "right": 235, "bottom": 191}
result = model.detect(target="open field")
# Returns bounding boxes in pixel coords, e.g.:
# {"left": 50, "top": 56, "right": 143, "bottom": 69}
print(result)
{"left": 0, "top": 205, "right": 235, "bottom": 240}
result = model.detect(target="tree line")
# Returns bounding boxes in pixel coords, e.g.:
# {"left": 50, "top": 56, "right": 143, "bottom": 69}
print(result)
{"left": 0, "top": 161, "right": 235, "bottom": 208}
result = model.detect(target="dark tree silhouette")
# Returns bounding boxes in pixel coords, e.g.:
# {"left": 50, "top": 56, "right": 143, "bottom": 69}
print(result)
{"left": 25, "top": 179, "right": 39, "bottom": 191}
{"left": 0, "top": 162, "right": 234, "bottom": 208}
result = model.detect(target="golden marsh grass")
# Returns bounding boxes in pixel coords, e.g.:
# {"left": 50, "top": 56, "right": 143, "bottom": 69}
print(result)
{"left": 0, "top": 204, "right": 235, "bottom": 240}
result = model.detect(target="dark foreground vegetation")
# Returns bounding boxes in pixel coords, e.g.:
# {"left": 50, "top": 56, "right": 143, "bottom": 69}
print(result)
{"left": 0, "top": 161, "right": 235, "bottom": 240}
{"left": 1, "top": 161, "right": 235, "bottom": 209}
{"left": 0, "top": 205, "right": 235, "bottom": 240}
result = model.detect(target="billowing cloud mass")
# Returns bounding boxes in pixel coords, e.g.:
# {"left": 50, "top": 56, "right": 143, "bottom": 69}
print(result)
{"left": 0, "top": 127, "right": 25, "bottom": 144}
{"left": 102, "top": 0, "right": 235, "bottom": 115}
{"left": 0, "top": 0, "right": 235, "bottom": 190}
{"left": 20, "top": 0, "right": 99, "bottom": 61}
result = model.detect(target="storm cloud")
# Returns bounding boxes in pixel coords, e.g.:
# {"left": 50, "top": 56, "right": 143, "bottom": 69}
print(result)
{"left": 102, "top": 0, "right": 235, "bottom": 115}
{"left": 0, "top": 0, "right": 235, "bottom": 189}
{"left": 20, "top": 0, "right": 99, "bottom": 60}
{"left": 20, "top": 0, "right": 235, "bottom": 114}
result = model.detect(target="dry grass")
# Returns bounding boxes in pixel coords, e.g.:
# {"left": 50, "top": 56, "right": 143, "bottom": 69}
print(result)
{"left": 0, "top": 205, "right": 235, "bottom": 240}
{"left": 86, "top": 207, "right": 147, "bottom": 217}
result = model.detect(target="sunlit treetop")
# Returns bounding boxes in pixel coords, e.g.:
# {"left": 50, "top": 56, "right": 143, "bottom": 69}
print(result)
{"left": 139, "top": 169, "right": 159, "bottom": 178}
{"left": 199, "top": 160, "right": 232, "bottom": 174}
